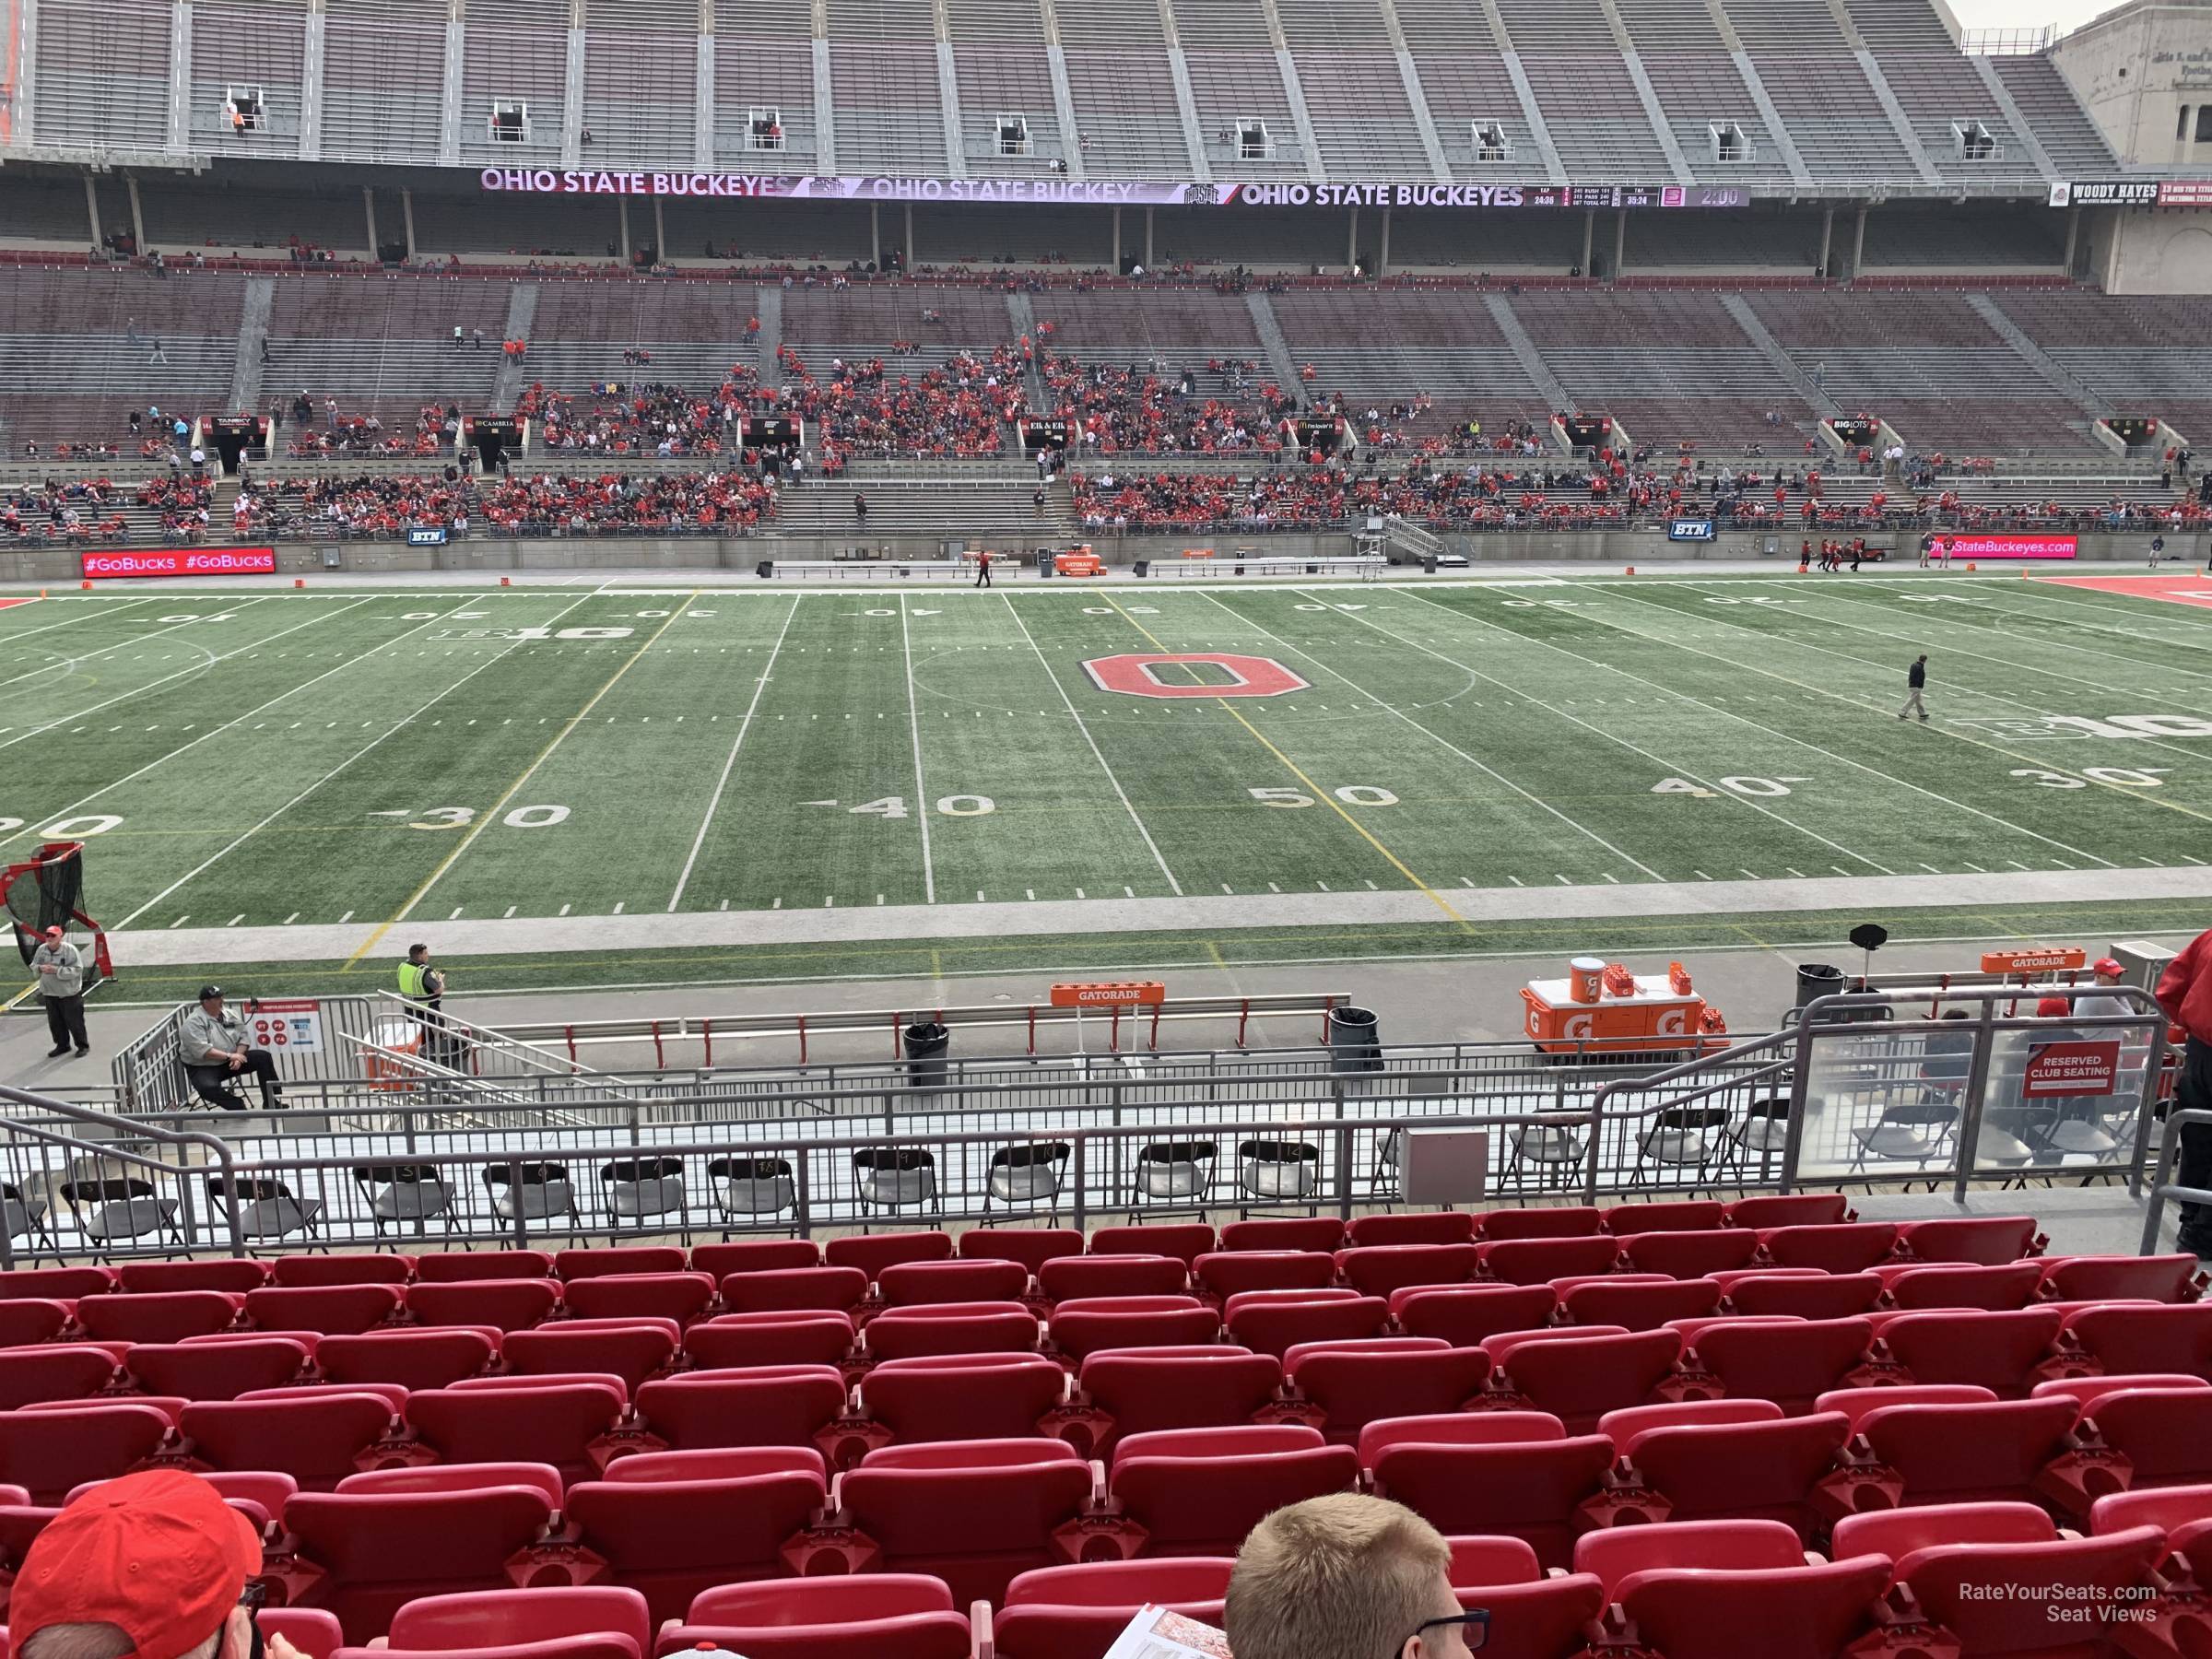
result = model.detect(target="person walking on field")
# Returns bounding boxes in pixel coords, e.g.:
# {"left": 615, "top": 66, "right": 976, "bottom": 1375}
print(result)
{"left": 974, "top": 547, "right": 993, "bottom": 588}
{"left": 1899, "top": 654, "right": 1929, "bottom": 722}
{"left": 31, "top": 925, "right": 88, "bottom": 1058}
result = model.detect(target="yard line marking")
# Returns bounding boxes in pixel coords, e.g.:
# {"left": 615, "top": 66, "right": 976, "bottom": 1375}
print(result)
{"left": 1417, "top": 588, "right": 2119, "bottom": 868}
{"left": 347, "top": 594, "right": 700, "bottom": 961}
{"left": 0, "top": 596, "right": 161, "bottom": 652}
{"left": 0, "top": 598, "right": 234, "bottom": 694}
{"left": 1002, "top": 594, "right": 1182, "bottom": 895}
{"left": 1103, "top": 594, "right": 1465, "bottom": 924}
{"left": 668, "top": 594, "right": 802, "bottom": 912}
{"left": 109, "top": 595, "right": 594, "bottom": 931}
{"left": 282, "top": 912, "right": 299, "bottom": 925}
{"left": 337, "top": 910, "right": 352, "bottom": 924}
{"left": 899, "top": 594, "right": 937, "bottom": 905}
{"left": 169, "top": 915, "right": 188, "bottom": 928}
{"left": 1298, "top": 590, "right": 1847, "bottom": 877}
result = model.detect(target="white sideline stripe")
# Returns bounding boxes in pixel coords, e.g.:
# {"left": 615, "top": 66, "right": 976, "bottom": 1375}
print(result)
{"left": 109, "top": 862, "right": 2212, "bottom": 967}
{"left": 999, "top": 591, "right": 1182, "bottom": 897}
{"left": 109, "top": 594, "right": 597, "bottom": 931}
{"left": 0, "top": 595, "right": 160, "bottom": 653}
{"left": 899, "top": 594, "right": 935, "bottom": 905}
{"left": 0, "top": 598, "right": 253, "bottom": 694}
{"left": 668, "top": 594, "right": 802, "bottom": 912}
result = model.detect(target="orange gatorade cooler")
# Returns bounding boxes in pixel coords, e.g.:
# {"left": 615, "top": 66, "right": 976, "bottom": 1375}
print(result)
{"left": 1522, "top": 960, "right": 1716, "bottom": 1053}
{"left": 1568, "top": 958, "right": 1606, "bottom": 1004}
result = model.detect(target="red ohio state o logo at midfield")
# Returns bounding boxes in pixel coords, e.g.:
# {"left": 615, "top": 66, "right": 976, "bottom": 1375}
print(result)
{"left": 1082, "top": 653, "right": 1310, "bottom": 699}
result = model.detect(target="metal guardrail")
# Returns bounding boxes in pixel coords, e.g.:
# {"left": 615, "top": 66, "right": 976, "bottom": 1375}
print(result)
{"left": 2140, "top": 1103, "right": 2211, "bottom": 1255}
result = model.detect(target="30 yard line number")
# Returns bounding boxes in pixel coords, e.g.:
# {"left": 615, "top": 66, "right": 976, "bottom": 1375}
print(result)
{"left": 376, "top": 805, "right": 573, "bottom": 830}
{"left": 2011, "top": 767, "right": 2171, "bottom": 790}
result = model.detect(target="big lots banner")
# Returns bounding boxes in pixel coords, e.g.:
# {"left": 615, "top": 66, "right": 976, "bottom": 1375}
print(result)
{"left": 479, "top": 170, "right": 1750, "bottom": 211}
{"left": 81, "top": 548, "right": 276, "bottom": 579}
{"left": 1939, "top": 534, "right": 2078, "bottom": 560}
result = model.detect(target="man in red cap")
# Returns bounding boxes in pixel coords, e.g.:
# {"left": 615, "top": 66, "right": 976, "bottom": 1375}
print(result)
{"left": 29, "top": 923, "right": 88, "bottom": 1059}
{"left": 11, "top": 1469, "right": 302, "bottom": 1659}
{"left": 2157, "top": 927, "right": 2212, "bottom": 1259}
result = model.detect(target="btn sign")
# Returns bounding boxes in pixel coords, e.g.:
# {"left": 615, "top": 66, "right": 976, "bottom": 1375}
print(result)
{"left": 1082, "top": 653, "right": 1309, "bottom": 700}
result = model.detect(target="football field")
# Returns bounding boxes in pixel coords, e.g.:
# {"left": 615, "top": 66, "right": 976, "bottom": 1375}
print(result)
{"left": 9, "top": 569, "right": 2212, "bottom": 994}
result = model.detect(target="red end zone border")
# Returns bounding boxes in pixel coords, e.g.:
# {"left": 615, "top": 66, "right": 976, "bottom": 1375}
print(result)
{"left": 0, "top": 599, "right": 33, "bottom": 612}
{"left": 2037, "top": 573, "right": 2212, "bottom": 611}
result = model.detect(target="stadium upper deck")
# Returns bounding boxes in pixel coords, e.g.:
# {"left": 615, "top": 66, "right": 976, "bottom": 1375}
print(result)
{"left": 0, "top": 0, "right": 2126, "bottom": 200}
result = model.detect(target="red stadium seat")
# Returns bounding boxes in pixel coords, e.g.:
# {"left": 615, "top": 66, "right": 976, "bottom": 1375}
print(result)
{"left": 559, "top": 1274, "right": 717, "bottom": 1327}
{"left": 1363, "top": 1413, "right": 1620, "bottom": 1570}
{"left": 662, "top": 1577, "right": 970, "bottom": 1659}
{"left": 1478, "top": 1237, "right": 1622, "bottom": 1285}
{"left": 318, "top": 1330, "right": 497, "bottom": 1393}
{"left": 1618, "top": 1412, "right": 1853, "bottom": 1542}
{"left": 1282, "top": 1340, "right": 1488, "bottom": 1441}
{"left": 124, "top": 1336, "right": 310, "bottom": 1400}
{"left": 830, "top": 1438, "right": 1093, "bottom": 1604}
{"left": 1039, "top": 1254, "right": 1188, "bottom": 1304}
{"left": 411, "top": 1253, "right": 554, "bottom": 1284}
{"left": 2080, "top": 1386, "right": 2212, "bottom": 1489}
{"left": 76, "top": 1291, "right": 240, "bottom": 1345}
{"left": 387, "top": 1586, "right": 652, "bottom": 1658}
{"left": 0, "top": 1300, "right": 71, "bottom": 1348}
{"left": 502, "top": 1319, "right": 678, "bottom": 1392}
{"left": 242, "top": 1285, "right": 405, "bottom": 1336}
{"left": 633, "top": 1365, "right": 847, "bottom": 1452}
{"left": 1218, "top": 1218, "right": 1345, "bottom": 1253}
{"left": 1050, "top": 1297, "right": 1219, "bottom": 1364}
{"left": 1877, "top": 1307, "right": 2064, "bottom": 1397}
{"left": 2089, "top": 1485, "right": 2212, "bottom": 1581}
{"left": 716, "top": 1266, "right": 869, "bottom": 1318}
{"left": 688, "top": 1241, "right": 820, "bottom": 1278}
{"left": 1574, "top": 1517, "right": 1806, "bottom": 1594}
{"left": 1895, "top": 1527, "right": 2166, "bottom": 1657}
{"left": 338, "top": 1464, "right": 565, "bottom": 1510}
{"left": 1759, "top": 1223, "right": 1900, "bottom": 1274}
{"left": 1068, "top": 1346, "right": 1283, "bottom": 1455}
{"left": 1617, "top": 1230, "right": 1761, "bottom": 1278}
{"left": 1448, "top": 1574, "right": 1608, "bottom": 1659}
{"left": 958, "top": 1229, "right": 1084, "bottom": 1277}
{"left": 1814, "top": 1383, "right": 1996, "bottom": 1430}
{"left": 864, "top": 1300, "right": 1039, "bottom": 1361}
{"left": 1721, "top": 1273, "right": 1885, "bottom": 1320}
{"left": 1881, "top": 1262, "right": 2045, "bottom": 1312}
{"left": 260, "top": 1609, "right": 343, "bottom": 1659}
{"left": 1896, "top": 1216, "right": 2043, "bottom": 1265}
{"left": 994, "top": 1559, "right": 1232, "bottom": 1659}
{"left": 1226, "top": 1294, "right": 1389, "bottom": 1359}
{"left": 119, "top": 1261, "right": 270, "bottom": 1294}
{"left": 1393, "top": 1285, "right": 1558, "bottom": 1347}
{"left": 404, "top": 1279, "right": 560, "bottom": 1334}
{"left": 1614, "top": 1558, "right": 1891, "bottom": 1659}
{"left": 2038, "top": 1253, "right": 2204, "bottom": 1304}
{"left": 181, "top": 1392, "right": 396, "bottom": 1489}
{"left": 282, "top": 1486, "right": 558, "bottom": 1643}
{"left": 1561, "top": 1277, "right": 1722, "bottom": 1331}
{"left": 0, "top": 1403, "right": 173, "bottom": 1503}
{"left": 1344, "top": 1212, "right": 1477, "bottom": 1248}
{"left": 270, "top": 1255, "right": 412, "bottom": 1288}
{"left": 853, "top": 1352, "right": 1065, "bottom": 1449}
{"left": 1109, "top": 1425, "right": 1358, "bottom": 1556}
{"left": 877, "top": 1258, "right": 1029, "bottom": 1307}
{"left": 1485, "top": 1329, "right": 1684, "bottom": 1432}
{"left": 1334, "top": 1244, "right": 1482, "bottom": 1298}
{"left": 1088, "top": 1224, "right": 1217, "bottom": 1265}
{"left": 1479, "top": 1208, "right": 1604, "bottom": 1241}
{"left": 597, "top": 1447, "right": 822, "bottom": 1487}
{"left": 0, "top": 1267, "right": 112, "bottom": 1300}
{"left": 555, "top": 1248, "right": 687, "bottom": 1282}
{"left": 1605, "top": 1200, "right": 1727, "bottom": 1235}
{"left": 684, "top": 1312, "right": 855, "bottom": 1371}
{"left": 336, "top": 1640, "right": 629, "bottom": 1659}
{"left": 822, "top": 1230, "right": 954, "bottom": 1280}
{"left": 2031, "top": 1372, "right": 2208, "bottom": 1410}
{"left": 1724, "top": 1194, "right": 1852, "bottom": 1228}
{"left": 2064, "top": 1302, "right": 2212, "bottom": 1381}
{"left": 561, "top": 1464, "right": 830, "bottom": 1627}
{"left": 1690, "top": 1317, "right": 1876, "bottom": 1414}
{"left": 406, "top": 1381, "right": 625, "bottom": 1484}
{"left": 1598, "top": 1399, "right": 1783, "bottom": 1440}
{"left": 1857, "top": 1397, "right": 2079, "bottom": 1507}
{"left": 1192, "top": 1251, "right": 1337, "bottom": 1302}
{"left": 1831, "top": 1500, "right": 2056, "bottom": 1560}
{"left": 1445, "top": 1535, "right": 1542, "bottom": 1587}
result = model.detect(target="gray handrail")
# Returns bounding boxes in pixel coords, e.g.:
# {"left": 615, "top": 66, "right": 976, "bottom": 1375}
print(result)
{"left": 2140, "top": 1106, "right": 2212, "bottom": 1255}
{"left": 0, "top": 1084, "right": 242, "bottom": 1264}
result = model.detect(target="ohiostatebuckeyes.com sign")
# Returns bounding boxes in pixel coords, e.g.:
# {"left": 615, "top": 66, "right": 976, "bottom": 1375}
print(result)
{"left": 81, "top": 548, "right": 277, "bottom": 579}
{"left": 479, "top": 170, "right": 1751, "bottom": 210}
{"left": 2021, "top": 1040, "right": 2123, "bottom": 1099}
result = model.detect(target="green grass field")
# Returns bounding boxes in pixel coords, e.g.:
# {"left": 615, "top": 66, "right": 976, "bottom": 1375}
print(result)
{"left": 8, "top": 569, "right": 2212, "bottom": 993}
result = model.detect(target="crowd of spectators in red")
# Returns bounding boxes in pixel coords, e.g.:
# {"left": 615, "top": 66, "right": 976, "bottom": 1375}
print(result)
{"left": 284, "top": 404, "right": 451, "bottom": 458}
{"left": 774, "top": 346, "right": 1024, "bottom": 463}
{"left": 234, "top": 468, "right": 777, "bottom": 536}
{"left": 136, "top": 474, "right": 215, "bottom": 540}
{"left": 0, "top": 477, "right": 127, "bottom": 541}
{"left": 1040, "top": 354, "right": 1295, "bottom": 457}
{"left": 520, "top": 370, "right": 763, "bottom": 458}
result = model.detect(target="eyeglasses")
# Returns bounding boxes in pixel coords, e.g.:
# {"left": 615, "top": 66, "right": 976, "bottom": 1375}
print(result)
{"left": 1410, "top": 1610, "right": 1489, "bottom": 1652}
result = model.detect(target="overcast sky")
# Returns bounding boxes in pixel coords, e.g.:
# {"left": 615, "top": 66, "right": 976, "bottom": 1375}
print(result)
{"left": 1946, "top": 0, "right": 2122, "bottom": 36}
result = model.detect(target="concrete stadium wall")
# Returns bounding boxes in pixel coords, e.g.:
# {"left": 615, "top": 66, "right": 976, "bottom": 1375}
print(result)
{"left": 2, "top": 529, "right": 2197, "bottom": 585}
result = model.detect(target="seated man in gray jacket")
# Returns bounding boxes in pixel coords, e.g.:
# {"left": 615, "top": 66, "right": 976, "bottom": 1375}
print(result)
{"left": 179, "top": 984, "right": 286, "bottom": 1111}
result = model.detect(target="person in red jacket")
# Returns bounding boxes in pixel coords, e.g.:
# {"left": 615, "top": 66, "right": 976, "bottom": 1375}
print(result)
{"left": 2156, "top": 925, "right": 2212, "bottom": 1256}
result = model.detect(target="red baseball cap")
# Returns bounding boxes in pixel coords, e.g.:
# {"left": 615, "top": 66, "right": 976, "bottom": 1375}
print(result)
{"left": 2093, "top": 958, "right": 2125, "bottom": 978}
{"left": 12, "top": 1470, "right": 263, "bottom": 1659}
{"left": 2036, "top": 995, "right": 2072, "bottom": 1018}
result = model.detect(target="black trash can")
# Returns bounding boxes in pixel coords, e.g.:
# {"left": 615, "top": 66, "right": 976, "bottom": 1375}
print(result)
{"left": 1795, "top": 962, "right": 1849, "bottom": 1020}
{"left": 1327, "top": 1005, "right": 1384, "bottom": 1077}
{"left": 903, "top": 1020, "right": 951, "bottom": 1090}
